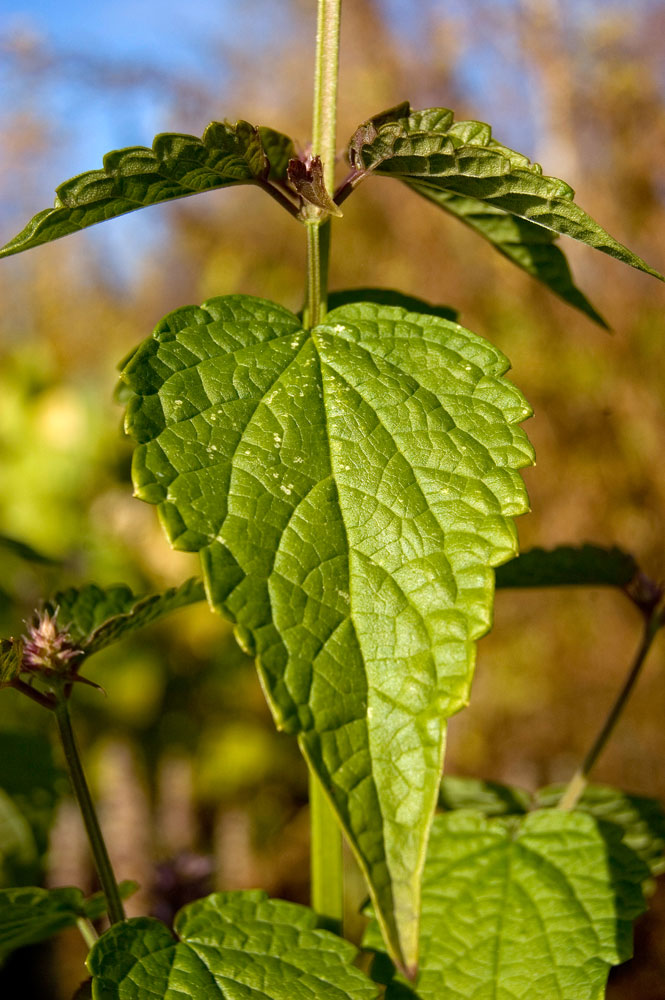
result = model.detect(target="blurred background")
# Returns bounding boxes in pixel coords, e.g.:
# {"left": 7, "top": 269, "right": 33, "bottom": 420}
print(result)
{"left": 0, "top": 0, "right": 664, "bottom": 995}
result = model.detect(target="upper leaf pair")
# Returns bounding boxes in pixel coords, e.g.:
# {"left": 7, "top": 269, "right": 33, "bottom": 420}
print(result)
{"left": 2, "top": 105, "right": 661, "bottom": 323}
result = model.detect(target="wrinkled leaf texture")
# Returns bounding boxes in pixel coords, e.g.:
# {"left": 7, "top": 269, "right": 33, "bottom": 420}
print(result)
{"left": 50, "top": 577, "right": 205, "bottom": 654}
{"left": 88, "top": 890, "right": 378, "bottom": 1000}
{"left": 0, "top": 122, "right": 295, "bottom": 258}
{"left": 439, "top": 775, "right": 665, "bottom": 876}
{"left": 365, "top": 809, "right": 648, "bottom": 999}
{"left": 122, "top": 293, "right": 533, "bottom": 970}
{"left": 348, "top": 103, "right": 663, "bottom": 323}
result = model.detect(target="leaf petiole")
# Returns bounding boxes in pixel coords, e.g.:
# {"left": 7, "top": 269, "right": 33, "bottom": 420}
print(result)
{"left": 559, "top": 608, "right": 663, "bottom": 811}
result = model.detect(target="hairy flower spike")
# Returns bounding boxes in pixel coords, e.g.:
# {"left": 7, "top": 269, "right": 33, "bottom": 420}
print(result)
{"left": 22, "top": 609, "right": 83, "bottom": 677}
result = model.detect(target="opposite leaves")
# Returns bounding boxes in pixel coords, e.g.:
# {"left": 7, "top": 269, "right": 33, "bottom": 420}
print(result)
{"left": 122, "top": 293, "right": 533, "bottom": 971}
{"left": 0, "top": 122, "right": 296, "bottom": 258}
{"left": 88, "top": 890, "right": 377, "bottom": 1000}
{"left": 347, "top": 103, "right": 663, "bottom": 322}
{"left": 365, "top": 810, "right": 648, "bottom": 999}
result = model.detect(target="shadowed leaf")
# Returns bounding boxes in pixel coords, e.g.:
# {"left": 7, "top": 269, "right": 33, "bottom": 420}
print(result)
{"left": 495, "top": 544, "right": 638, "bottom": 589}
{"left": 365, "top": 810, "right": 648, "bottom": 999}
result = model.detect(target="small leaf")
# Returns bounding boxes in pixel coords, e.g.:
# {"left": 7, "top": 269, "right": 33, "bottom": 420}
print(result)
{"left": 0, "top": 121, "right": 296, "bottom": 258}
{"left": 0, "top": 882, "right": 136, "bottom": 962}
{"left": 495, "top": 543, "right": 638, "bottom": 589}
{"left": 407, "top": 185, "right": 608, "bottom": 326}
{"left": 348, "top": 104, "right": 663, "bottom": 299}
{"left": 287, "top": 155, "right": 343, "bottom": 219}
{"left": 88, "top": 890, "right": 378, "bottom": 1000}
{"left": 364, "top": 810, "right": 648, "bottom": 1000}
{"left": 122, "top": 293, "right": 533, "bottom": 970}
{"left": 49, "top": 577, "right": 205, "bottom": 652}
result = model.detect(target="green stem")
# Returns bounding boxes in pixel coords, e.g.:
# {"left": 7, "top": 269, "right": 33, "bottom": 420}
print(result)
{"left": 309, "top": 770, "right": 344, "bottom": 933}
{"left": 76, "top": 916, "right": 99, "bottom": 950}
{"left": 54, "top": 700, "right": 125, "bottom": 925}
{"left": 312, "top": 0, "right": 342, "bottom": 194}
{"left": 558, "top": 610, "right": 662, "bottom": 811}
{"left": 307, "top": 0, "right": 344, "bottom": 927}
{"left": 305, "top": 223, "right": 322, "bottom": 329}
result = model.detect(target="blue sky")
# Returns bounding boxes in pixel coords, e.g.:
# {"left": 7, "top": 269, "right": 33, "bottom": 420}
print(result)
{"left": 1, "top": 0, "right": 657, "bottom": 279}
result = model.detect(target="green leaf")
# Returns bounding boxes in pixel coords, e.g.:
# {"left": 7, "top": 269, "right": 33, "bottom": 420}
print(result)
{"left": 0, "top": 121, "right": 296, "bottom": 259}
{"left": 88, "top": 890, "right": 378, "bottom": 999}
{"left": 495, "top": 543, "right": 638, "bottom": 589}
{"left": 0, "top": 882, "right": 137, "bottom": 963}
{"left": 49, "top": 577, "right": 205, "bottom": 652}
{"left": 407, "top": 185, "right": 608, "bottom": 326}
{"left": 364, "top": 810, "right": 648, "bottom": 999}
{"left": 0, "top": 790, "right": 39, "bottom": 888}
{"left": 122, "top": 293, "right": 533, "bottom": 970}
{"left": 326, "top": 288, "right": 457, "bottom": 322}
{"left": 0, "top": 533, "right": 60, "bottom": 565}
{"left": 0, "top": 731, "right": 63, "bottom": 864}
{"left": 439, "top": 774, "right": 531, "bottom": 816}
{"left": 0, "top": 638, "right": 21, "bottom": 687}
{"left": 348, "top": 104, "right": 663, "bottom": 295}
{"left": 439, "top": 775, "right": 665, "bottom": 877}
{"left": 537, "top": 784, "right": 665, "bottom": 877}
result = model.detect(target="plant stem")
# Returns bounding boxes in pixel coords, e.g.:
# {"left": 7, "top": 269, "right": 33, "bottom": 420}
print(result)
{"left": 305, "top": 223, "right": 322, "bottom": 328}
{"left": 306, "top": 0, "right": 345, "bottom": 928}
{"left": 304, "top": 0, "right": 341, "bottom": 327}
{"left": 558, "top": 610, "right": 662, "bottom": 811}
{"left": 312, "top": 0, "right": 342, "bottom": 194}
{"left": 309, "top": 770, "right": 344, "bottom": 933}
{"left": 76, "top": 916, "right": 99, "bottom": 950}
{"left": 54, "top": 700, "right": 125, "bottom": 925}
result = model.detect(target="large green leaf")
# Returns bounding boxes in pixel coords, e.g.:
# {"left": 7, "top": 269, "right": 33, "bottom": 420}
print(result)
{"left": 49, "top": 577, "right": 206, "bottom": 653}
{"left": 122, "top": 293, "right": 533, "bottom": 970}
{"left": 495, "top": 543, "right": 638, "bottom": 590}
{"left": 0, "top": 882, "right": 137, "bottom": 963}
{"left": 364, "top": 810, "right": 648, "bottom": 999}
{"left": 348, "top": 104, "right": 663, "bottom": 304}
{"left": 407, "top": 185, "right": 608, "bottom": 326}
{"left": 88, "top": 890, "right": 378, "bottom": 999}
{"left": 0, "top": 122, "right": 296, "bottom": 259}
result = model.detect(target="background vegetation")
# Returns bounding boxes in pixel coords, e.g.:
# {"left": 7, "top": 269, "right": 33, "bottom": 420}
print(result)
{"left": 0, "top": 0, "right": 664, "bottom": 995}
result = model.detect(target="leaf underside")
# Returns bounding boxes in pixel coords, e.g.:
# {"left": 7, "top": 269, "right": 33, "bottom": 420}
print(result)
{"left": 88, "top": 890, "right": 378, "bottom": 1000}
{"left": 0, "top": 122, "right": 295, "bottom": 258}
{"left": 349, "top": 104, "right": 663, "bottom": 322}
{"left": 122, "top": 293, "right": 533, "bottom": 969}
{"left": 364, "top": 809, "right": 648, "bottom": 1000}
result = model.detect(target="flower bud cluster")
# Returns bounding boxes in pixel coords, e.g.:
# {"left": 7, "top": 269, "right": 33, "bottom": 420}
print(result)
{"left": 22, "top": 610, "right": 83, "bottom": 679}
